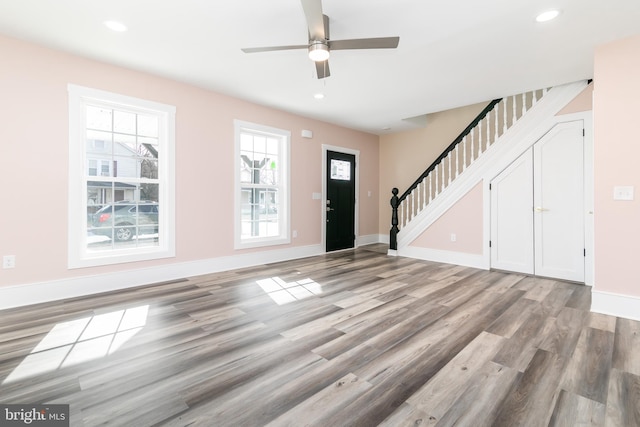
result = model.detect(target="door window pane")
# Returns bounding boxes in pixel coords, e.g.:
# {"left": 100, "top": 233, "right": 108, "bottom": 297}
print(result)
{"left": 330, "top": 159, "right": 351, "bottom": 180}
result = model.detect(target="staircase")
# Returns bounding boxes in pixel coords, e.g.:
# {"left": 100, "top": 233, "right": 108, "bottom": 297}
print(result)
{"left": 389, "top": 80, "right": 590, "bottom": 258}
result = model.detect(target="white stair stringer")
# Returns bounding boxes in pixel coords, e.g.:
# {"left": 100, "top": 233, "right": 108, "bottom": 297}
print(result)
{"left": 394, "top": 80, "right": 589, "bottom": 267}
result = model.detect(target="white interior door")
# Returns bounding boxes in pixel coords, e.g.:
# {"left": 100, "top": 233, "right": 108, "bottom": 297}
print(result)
{"left": 490, "top": 120, "right": 585, "bottom": 282}
{"left": 490, "top": 148, "right": 534, "bottom": 274}
{"left": 533, "top": 121, "right": 585, "bottom": 282}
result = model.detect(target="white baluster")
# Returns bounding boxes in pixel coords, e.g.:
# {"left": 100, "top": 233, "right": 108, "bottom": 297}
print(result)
{"left": 455, "top": 143, "right": 460, "bottom": 179}
{"left": 470, "top": 128, "right": 475, "bottom": 161}
{"left": 478, "top": 120, "right": 484, "bottom": 154}
{"left": 428, "top": 174, "right": 433, "bottom": 203}
{"left": 512, "top": 95, "right": 517, "bottom": 126}
{"left": 503, "top": 99, "right": 507, "bottom": 133}
{"left": 462, "top": 135, "right": 467, "bottom": 171}
{"left": 494, "top": 107, "right": 499, "bottom": 142}
{"left": 486, "top": 114, "right": 490, "bottom": 149}
{"left": 422, "top": 178, "right": 426, "bottom": 209}
{"left": 402, "top": 201, "right": 407, "bottom": 228}
{"left": 412, "top": 189, "right": 416, "bottom": 219}
{"left": 435, "top": 164, "right": 439, "bottom": 197}
{"left": 405, "top": 200, "right": 410, "bottom": 228}
{"left": 522, "top": 92, "right": 528, "bottom": 115}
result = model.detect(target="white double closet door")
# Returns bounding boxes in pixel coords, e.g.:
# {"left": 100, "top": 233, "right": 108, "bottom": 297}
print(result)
{"left": 490, "top": 120, "right": 585, "bottom": 282}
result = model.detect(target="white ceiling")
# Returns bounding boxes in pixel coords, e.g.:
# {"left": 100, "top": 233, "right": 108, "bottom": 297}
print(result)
{"left": 1, "top": 0, "right": 638, "bottom": 134}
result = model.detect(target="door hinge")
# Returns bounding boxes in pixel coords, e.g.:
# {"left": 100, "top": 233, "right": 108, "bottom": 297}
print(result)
{"left": 489, "top": 240, "right": 492, "bottom": 248}
{"left": 489, "top": 183, "right": 492, "bottom": 190}
{"left": 583, "top": 129, "right": 585, "bottom": 137}
{"left": 584, "top": 248, "right": 586, "bottom": 257}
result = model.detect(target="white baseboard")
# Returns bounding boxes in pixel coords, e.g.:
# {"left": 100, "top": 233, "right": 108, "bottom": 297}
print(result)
{"left": 357, "top": 234, "right": 384, "bottom": 246}
{"left": 378, "top": 233, "right": 390, "bottom": 245}
{"left": 399, "top": 246, "right": 486, "bottom": 269}
{"left": 0, "top": 244, "right": 324, "bottom": 311}
{"left": 591, "top": 290, "right": 640, "bottom": 322}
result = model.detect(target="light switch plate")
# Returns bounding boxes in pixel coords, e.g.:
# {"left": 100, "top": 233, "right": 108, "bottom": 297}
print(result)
{"left": 613, "top": 186, "right": 634, "bottom": 201}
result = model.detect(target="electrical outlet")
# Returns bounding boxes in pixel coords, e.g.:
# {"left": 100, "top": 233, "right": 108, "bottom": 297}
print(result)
{"left": 292, "top": 230, "right": 298, "bottom": 238}
{"left": 450, "top": 233, "right": 457, "bottom": 242}
{"left": 3, "top": 255, "right": 16, "bottom": 269}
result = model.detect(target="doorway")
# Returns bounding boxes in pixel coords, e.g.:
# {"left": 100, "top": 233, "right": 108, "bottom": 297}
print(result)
{"left": 490, "top": 120, "right": 586, "bottom": 282}
{"left": 325, "top": 150, "right": 356, "bottom": 252}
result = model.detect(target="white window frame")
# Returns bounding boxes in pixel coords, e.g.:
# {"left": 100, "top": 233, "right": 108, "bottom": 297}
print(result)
{"left": 234, "top": 120, "right": 290, "bottom": 249}
{"left": 68, "top": 84, "right": 176, "bottom": 268}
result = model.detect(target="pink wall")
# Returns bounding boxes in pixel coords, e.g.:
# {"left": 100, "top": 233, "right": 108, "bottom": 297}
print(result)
{"left": 409, "top": 182, "right": 484, "bottom": 254}
{"left": 0, "top": 35, "right": 379, "bottom": 287}
{"left": 593, "top": 34, "right": 640, "bottom": 297}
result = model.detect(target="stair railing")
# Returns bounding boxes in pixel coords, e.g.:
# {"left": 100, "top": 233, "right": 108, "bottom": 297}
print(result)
{"left": 390, "top": 88, "right": 548, "bottom": 250}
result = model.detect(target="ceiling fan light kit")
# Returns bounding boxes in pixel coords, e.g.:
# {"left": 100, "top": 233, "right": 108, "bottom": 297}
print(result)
{"left": 308, "top": 41, "right": 330, "bottom": 62}
{"left": 241, "top": 0, "right": 399, "bottom": 79}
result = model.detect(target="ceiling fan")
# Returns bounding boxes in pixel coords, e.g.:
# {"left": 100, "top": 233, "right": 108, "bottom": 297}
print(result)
{"left": 241, "top": 0, "right": 400, "bottom": 79}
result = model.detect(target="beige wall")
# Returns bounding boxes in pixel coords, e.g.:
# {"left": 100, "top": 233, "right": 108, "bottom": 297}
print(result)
{"left": 0, "top": 34, "right": 379, "bottom": 288}
{"left": 378, "top": 102, "right": 488, "bottom": 234}
{"left": 593, "top": 34, "right": 640, "bottom": 297}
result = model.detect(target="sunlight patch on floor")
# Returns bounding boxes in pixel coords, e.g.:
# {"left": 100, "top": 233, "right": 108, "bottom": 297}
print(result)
{"left": 3, "top": 305, "right": 149, "bottom": 384}
{"left": 256, "top": 277, "right": 323, "bottom": 305}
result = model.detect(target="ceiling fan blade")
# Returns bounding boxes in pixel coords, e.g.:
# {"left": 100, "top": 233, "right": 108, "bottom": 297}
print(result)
{"left": 301, "top": 0, "right": 325, "bottom": 40}
{"left": 329, "top": 36, "right": 400, "bottom": 50}
{"left": 315, "top": 60, "right": 330, "bottom": 79}
{"left": 241, "top": 44, "right": 308, "bottom": 53}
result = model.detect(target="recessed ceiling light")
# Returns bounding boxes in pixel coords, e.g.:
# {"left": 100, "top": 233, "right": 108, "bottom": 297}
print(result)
{"left": 536, "top": 10, "right": 560, "bottom": 22}
{"left": 104, "top": 20, "right": 128, "bottom": 32}
{"left": 314, "top": 93, "right": 325, "bottom": 99}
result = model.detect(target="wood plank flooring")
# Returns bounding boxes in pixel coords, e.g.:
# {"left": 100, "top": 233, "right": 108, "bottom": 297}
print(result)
{"left": 0, "top": 244, "right": 639, "bottom": 426}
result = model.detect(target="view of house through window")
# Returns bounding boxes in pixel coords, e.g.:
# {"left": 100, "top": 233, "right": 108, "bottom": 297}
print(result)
{"left": 235, "top": 121, "right": 290, "bottom": 248}
{"left": 85, "top": 105, "right": 161, "bottom": 250}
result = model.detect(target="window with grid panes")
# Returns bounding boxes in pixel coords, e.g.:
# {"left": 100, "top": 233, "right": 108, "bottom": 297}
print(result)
{"left": 68, "top": 85, "right": 175, "bottom": 267}
{"left": 234, "top": 120, "right": 290, "bottom": 249}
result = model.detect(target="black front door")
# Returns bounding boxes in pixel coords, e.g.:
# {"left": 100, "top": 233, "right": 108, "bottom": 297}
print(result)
{"left": 326, "top": 150, "right": 356, "bottom": 252}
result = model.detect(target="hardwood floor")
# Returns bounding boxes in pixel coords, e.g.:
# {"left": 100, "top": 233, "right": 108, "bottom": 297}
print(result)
{"left": 0, "top": 245, "right": 638, "bottom": 426}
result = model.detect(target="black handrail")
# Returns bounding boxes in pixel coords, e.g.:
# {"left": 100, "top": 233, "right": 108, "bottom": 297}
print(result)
{"left": 398, "top": 98, "right": 502, "bottom": 202}
{"left": 389, "top": 98, "right": 502, "bottom": 250}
